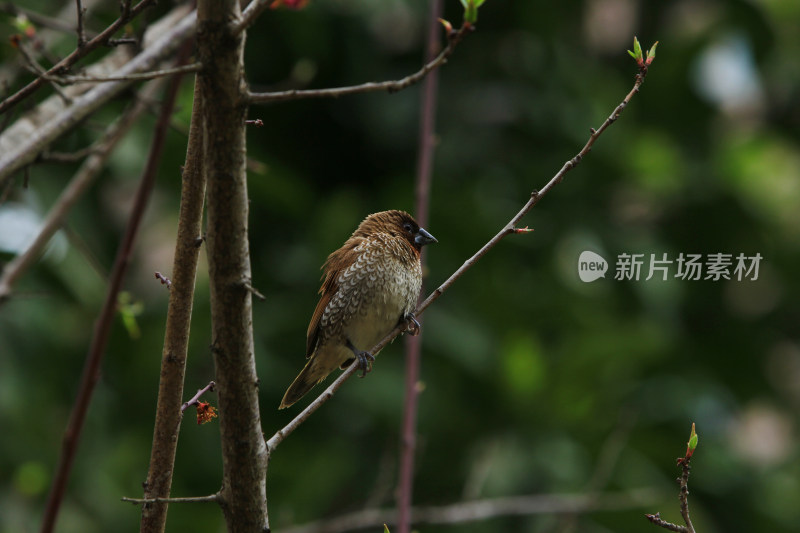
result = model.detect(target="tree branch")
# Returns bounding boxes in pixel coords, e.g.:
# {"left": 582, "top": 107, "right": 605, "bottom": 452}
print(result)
{"left": 397, "top": 1, "right": 443, "bottom": 531}
{"left": 0, "top": 0, "right": 159, "bottom": 115}
{"left": 645, "top": 458, "right": 696, "bottom": 533}
{"left": 197, "top": 0, "right": 269, "bottom": 529}
{"left": 38, "top": 63, "right": 202, "bottom": 85}
{"left": 645, "top": 425, "right": 698, "bottom": 533}
{"left": 235, "top": 0, "right": 277, "bottom": 36}
{"left": 138, "top": 46, "right": 202, "bottom": 533}
{"left": 75, "top": 0, "right": 87, "bottom": 48}
{"left": 38, "top": 42, "right": 189, "bottom": 533}
{"left": 268, "top": 64, "right": 652, "bottom": 464}
{"left": 0, "top": 7, "right": 197, "bottom": 188}
{"left": 124, "top": 494, "right": 220, "bottom": 505}
{"left": 0, "top": 78, "right": 165, "bottom": 302}
{"left": 247, "top": 24, "right": 472, "bottom": 104}
{"left": 280, "top": 489, "right": 657, "bottom": 533}
{"left": 180, "top": 381, "right": 217, "bottom": 413}
{"left": 267, "top": 363, "right": 360, "bottom": 452}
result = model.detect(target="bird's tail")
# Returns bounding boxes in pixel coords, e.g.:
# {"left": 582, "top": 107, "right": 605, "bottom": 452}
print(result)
{"left": 279, "top": 358, "right": 328, "bottom": 409}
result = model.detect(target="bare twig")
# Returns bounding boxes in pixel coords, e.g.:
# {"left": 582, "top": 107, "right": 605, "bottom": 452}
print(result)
{"left": 15, "top": 42, "right": 72, "bottom": 104}
{"left": 124, "top": 494, "right": 220, "bottom": 505}
{"left": 280, "top": 488, "right": 657, "bottom": 533}
{"left": 181, "top": 381, "right": 217, "bottom": 412}
{"left": 645, "top": 512, "right": 688, "bottom": 533}
{"left": 234, "top": 0, "right": 277, "bottom": 36}
{"left": 37, "top": 63, "right": 202, "bottom": 85}
{"left": 154, "top": 271, "right": 172, "bottom": 289}
{"left": 107, "top": 37, "right": 138, "bottom": 46}
{"left": 645, "top": 425, "right": 698, "bottom": 533}
{"left": 677, "top": 459, "right": 696, "bottom": 533}
{"left": 0, "top": 8, "right": 197, "bottom": 187}
{"left": 39, "top": 145, "right": 101, "bottom": 163}
{"left": 75, "top": 0, "right": 87, "bottom": 48}
{"left": 248, "top": 24, "right": 472, "bottom": 104}
{"left": 38, "top": 42, "right": 189, "bottom": 533}
{"left": 397, "top": 2, "right": 442, "bottom": 532}
{"left": 242, "top": 278, "right": 266, "bottom": 301}
{"left": 0, "top": 0, "right": 159, "bottom": 115}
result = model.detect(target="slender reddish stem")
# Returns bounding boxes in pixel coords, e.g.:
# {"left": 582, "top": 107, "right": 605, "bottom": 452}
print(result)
{"left": 397, "top": 2, "right": 443, "bottom": 532}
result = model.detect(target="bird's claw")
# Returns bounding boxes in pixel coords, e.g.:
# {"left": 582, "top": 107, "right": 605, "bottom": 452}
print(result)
{"left": 404, "top": 313, "right": 421, "bottom": 336}
{"left": 346, "top": 339, "right": 375, "bottom": 377}
{"left": 355, "top": 350, "right": 375, "bottom": 377}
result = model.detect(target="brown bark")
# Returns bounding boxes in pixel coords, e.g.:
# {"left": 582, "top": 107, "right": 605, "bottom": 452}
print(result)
{"left": 140, "top": 80, "right": 207, "bottom": 533}
{"left": 197, "top": 0, "right": 269, "bottom": 530}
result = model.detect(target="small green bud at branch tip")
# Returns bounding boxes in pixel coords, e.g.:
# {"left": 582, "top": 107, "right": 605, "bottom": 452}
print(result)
{"left": 688, "top": 422, "right": 698, "bottom": 450}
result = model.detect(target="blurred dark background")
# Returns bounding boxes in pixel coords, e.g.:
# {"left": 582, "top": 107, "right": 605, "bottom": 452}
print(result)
{"left": 1, "top": 0, "right": 799, "bottom": 531}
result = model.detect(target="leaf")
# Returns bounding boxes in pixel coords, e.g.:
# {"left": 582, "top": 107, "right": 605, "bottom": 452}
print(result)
{"left": 632, "top": 36, "right": 642, "bottom": 59}
{"left": 647, "top": 41, "right": 659, "bottom": 60}
{"left": 688, "top": 422, "right": 698, "bottom": 450}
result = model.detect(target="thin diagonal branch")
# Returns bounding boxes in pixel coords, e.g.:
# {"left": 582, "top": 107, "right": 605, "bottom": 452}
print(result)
{"left": 0, "top": 0, "right": 159, "bottom": 116}
{"left": 181, "top": 381, "right": 217, "bottom": 413}
{"left": 268, "top": 64, "right": 652, "bottom": 454}
{"left": 15, "top": 42, "right": 72, "bottom": 104}
{"left": 235, "top": 0, "right": 276, "bottom": 36}
{"left": 0, "top": 8, "right": 196, "bottom": 188}
{"left": 39, "top": 46, "right": 189, "bottom": 533}
{"left": 268, "top": 363, "right": 360, "bottom": 452}
{"left": 247, "top": 24, "right": 472, "bottom": 104}
{"left": 39, "top": 63, "right": 202, "bottom": 85}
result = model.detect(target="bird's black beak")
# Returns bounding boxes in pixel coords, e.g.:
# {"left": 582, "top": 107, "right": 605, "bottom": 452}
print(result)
{"left": 415, "top": 227, "right": 437, "bottom": 246}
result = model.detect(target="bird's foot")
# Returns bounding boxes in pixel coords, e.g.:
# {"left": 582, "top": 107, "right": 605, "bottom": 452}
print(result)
{"left": 346, "top": 340, "right": 375, "bottom": 377}
{"left": 403, "top": 313, "right": 421, "bottom": 336}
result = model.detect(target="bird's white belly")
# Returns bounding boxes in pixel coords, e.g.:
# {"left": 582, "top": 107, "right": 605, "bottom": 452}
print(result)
{"left": 344, "top": 296, "right": 406, "bottom": 352}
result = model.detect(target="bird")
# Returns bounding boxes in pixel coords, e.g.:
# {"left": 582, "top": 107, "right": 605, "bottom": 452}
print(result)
{"left": 279, "top": 210, "right": 437, "bottom": 409}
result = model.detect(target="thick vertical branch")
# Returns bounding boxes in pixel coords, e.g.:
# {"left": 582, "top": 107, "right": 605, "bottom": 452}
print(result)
{"left": 140, "top": 79, "right": 206, "bottom": 533}
{"left": 196, "top": 0, "right": 269, "bottom": 531}
{"left": 397, "top": 2, "right": 442, "bottom": 532}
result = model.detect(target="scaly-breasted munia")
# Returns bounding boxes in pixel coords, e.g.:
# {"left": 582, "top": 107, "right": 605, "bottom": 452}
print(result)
{"left": 279, "top": 210, "right": 437, "bottom": 409}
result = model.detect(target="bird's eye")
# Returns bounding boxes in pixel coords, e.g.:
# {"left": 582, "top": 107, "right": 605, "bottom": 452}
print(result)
{"left": 403, "top": 223, "right": 414, "bottom": 233}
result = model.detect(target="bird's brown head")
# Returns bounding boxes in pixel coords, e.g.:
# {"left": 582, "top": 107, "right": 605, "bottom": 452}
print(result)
{"left": 354, "top": 210, "right": 437, "bottom": 252}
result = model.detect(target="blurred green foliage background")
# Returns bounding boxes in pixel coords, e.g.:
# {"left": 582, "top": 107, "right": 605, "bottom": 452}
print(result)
{"left": 1, "top": 0, "right": 799, "bottom": 532}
